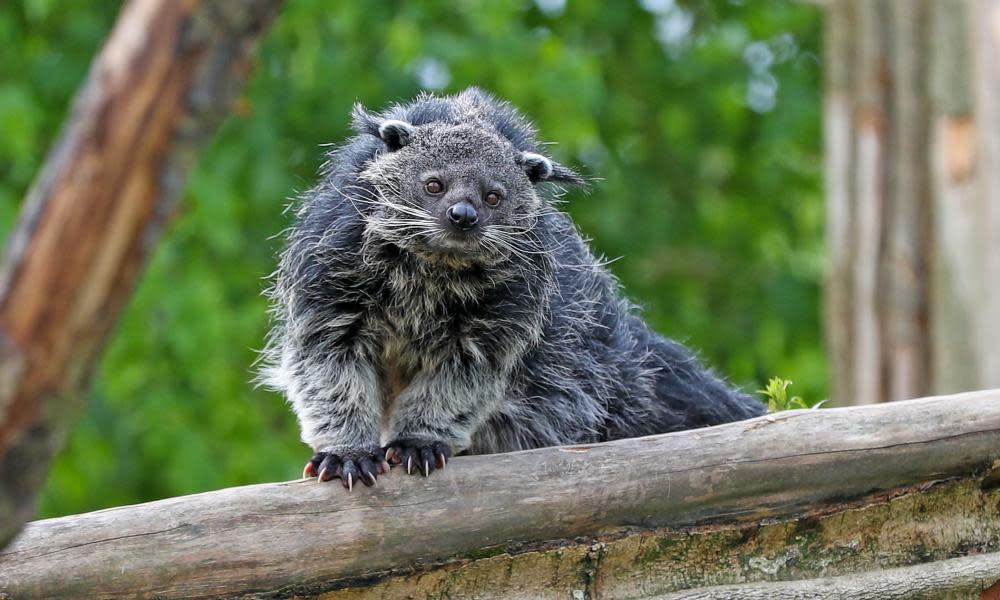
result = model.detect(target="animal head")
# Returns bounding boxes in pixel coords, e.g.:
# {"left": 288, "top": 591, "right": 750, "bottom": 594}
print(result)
{"left": 350, "top": 89, "right": 583, "bottom": 265}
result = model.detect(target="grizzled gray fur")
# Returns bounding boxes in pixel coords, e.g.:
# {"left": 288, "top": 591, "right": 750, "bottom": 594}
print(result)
{"left": 260, "top": 87, "right": 765, "bottom": 490}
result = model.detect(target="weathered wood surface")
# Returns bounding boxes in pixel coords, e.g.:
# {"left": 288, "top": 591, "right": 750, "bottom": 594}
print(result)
{"left": 323, "top": 476, "right": 1000, "bottom": 600}
{"left": 654, "top": 551, "right": 1000, "bottom": 600}
{"left": 0, "top": 0, "right": 283, "bottom": 548}
{"left": 2, "top": 390, "right": 999, "bottom": 599}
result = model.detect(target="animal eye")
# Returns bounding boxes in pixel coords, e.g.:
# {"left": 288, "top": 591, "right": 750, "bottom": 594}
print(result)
{"left": 425, "top": 179, "right": 445, "bottom": 194}
{"left": 484, "top": 191, "right": 502, "bottom": 207}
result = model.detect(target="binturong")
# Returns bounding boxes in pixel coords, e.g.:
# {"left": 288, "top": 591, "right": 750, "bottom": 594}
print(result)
{"left": 260, "top": 87, "right": 765, "bottom": 491}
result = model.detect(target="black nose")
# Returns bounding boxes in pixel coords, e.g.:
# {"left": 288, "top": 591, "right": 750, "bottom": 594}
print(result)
{"left": 447, "top": 202, "right": 479, "bottom": 230}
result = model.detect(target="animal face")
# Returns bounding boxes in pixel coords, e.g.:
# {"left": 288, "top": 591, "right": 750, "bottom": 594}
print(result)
{"left": 352, "top": 106, "right": 579, "bottom": 266}
{"left": 359, "top": 121, "right": 551, "bottom": 264}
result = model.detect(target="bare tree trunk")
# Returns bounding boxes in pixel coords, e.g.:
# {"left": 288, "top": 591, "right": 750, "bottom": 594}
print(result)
{"left": 0, "top": 0, "right": 283, "bottom": 549}
{"left": 823, "top": 0, "right": 857, "bottom": 409}
{"left": 929, "top": 0, "right": 978, "bottom": 394}
{"left": 884, "top": 0, "right": 931, "bottom": 402}
{"left": 825, "top": 0, "right": 1000, "bottom": 404}
{"left": 970, "top": 0, "right": 1000, "bottom": 389}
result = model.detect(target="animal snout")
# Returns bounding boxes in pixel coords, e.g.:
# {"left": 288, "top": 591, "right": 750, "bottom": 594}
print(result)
{"left": 446, "top": 201, "right": 479, "bottom": 230}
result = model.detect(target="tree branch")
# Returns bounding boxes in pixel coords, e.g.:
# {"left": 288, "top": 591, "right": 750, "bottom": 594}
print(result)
{"left": 0, "top": 0, "right": 284, "bottom": 548}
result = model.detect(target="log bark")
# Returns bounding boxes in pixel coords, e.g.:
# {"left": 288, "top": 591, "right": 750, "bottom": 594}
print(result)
{"left": 654, "top": 552, "right": 1000, "bottom": 600}
{"left": 826, "top": 0, "right": 1000, "bottom": 404}
{"left": 1, "top": 390, "right": 999, "bottom": 599}
{"left": 0, "top": 0, "right": 283, "bottom": 548}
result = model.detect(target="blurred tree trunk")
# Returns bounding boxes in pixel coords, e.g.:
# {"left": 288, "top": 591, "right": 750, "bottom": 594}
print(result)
{"left": 0, "top": 0, "right": 283, "bottom": 549}
{"left": 825, "top": 0, "right": 1000, "bottom": 405}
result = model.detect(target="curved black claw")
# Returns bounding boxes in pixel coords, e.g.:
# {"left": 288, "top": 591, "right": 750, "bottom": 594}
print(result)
{"left": 302, "top": 447, "right": 389, "bottom": 490}
{"left": 384, "top": 439, "right": 452, "bottom": 477}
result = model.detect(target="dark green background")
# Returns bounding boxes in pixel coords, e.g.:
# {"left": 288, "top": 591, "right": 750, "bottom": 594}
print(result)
{"left": 0, "top": 0, "right": 823, "bottom": 517}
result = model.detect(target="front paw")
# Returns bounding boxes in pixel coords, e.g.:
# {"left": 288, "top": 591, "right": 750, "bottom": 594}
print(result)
{"left": 302, "top": 447, "right": 390, "bottom": 491}
{"left": 383, "top": 438, "right": 453, "bottom": 477}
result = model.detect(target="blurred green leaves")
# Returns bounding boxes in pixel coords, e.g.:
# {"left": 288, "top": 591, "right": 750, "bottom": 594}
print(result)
{"left": 0, "top": 0, "right": 823, "bottom": 517}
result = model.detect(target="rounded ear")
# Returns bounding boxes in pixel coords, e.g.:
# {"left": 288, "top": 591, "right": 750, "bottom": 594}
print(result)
{"left": 378, "top": 120, "right": 415, "bottom": 151}
{"left": 517, "top": 151, "right": 585, "bottom": 186}
{"left": 350, "top": 104, "right": 414, "bottom": 152}
{"left": 518, "top": 152, "right": 553, "bottom": 182}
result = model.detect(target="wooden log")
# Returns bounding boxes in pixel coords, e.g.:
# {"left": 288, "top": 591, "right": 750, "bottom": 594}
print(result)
{"left": 321, "top": 475, "right": 1000, "bottom": 600}
{"left": 654, "top": 551, "right": 1000, "bottom": 600}
{"left": 0, "top": 0, "right": 283, "bottom": 548}
{"left": 1, "top": 390, "right": 999, "bottom": 599}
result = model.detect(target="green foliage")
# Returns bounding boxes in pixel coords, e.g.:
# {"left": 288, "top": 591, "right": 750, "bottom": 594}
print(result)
{"left": 758, "top": 377, "right": 824, "bottom": 412}
{"left": 0, "top": 0, "right": 824, "bottom": 517}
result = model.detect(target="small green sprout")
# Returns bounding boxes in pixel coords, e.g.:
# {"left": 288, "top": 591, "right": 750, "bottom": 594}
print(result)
{"left": 758, "top": 377, "right": 826, "bottom": 412}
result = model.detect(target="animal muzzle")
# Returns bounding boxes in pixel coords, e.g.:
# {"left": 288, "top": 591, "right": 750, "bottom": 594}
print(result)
{"left": 446, "top": 201, "right": 479, "bottom": 231}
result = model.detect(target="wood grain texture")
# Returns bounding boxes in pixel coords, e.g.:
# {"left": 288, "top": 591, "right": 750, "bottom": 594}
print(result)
{"left": 1, "top": 390, "right": 999, "bottom": 599}
{"left": 653, "top": 552, "right": 1000, "bottom": 600}
{"left": 320, "top": 477, "right": 1000, "bottom": 599}
{"left": 0, "top": 0, "right": 283, "bottom": 548}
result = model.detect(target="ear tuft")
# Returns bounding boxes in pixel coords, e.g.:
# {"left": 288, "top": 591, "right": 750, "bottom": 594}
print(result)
{"left": 378, "top": 120, "right": 415, "bottom": 151}
{"left": 518, "top": 151, "right": 584, "bottom": 187}
{"left": 350, "top": 103, "right": 380, "bottom": 137}
{"left": 548, "top": 162, "right": 586, "bottom": 187}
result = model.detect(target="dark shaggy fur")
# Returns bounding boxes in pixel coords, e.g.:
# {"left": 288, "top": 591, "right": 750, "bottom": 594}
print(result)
{"left": 261, "top": 87, "right": 764, "bottom": 489}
